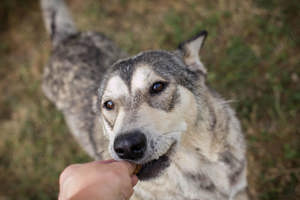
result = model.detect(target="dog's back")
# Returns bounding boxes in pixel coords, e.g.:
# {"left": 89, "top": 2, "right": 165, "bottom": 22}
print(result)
{"left": 41, "top": 0, "right": 125, "bottom": 159}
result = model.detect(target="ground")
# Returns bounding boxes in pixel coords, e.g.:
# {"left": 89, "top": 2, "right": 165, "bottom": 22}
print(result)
{"left": 0, "top": 0, "right": 299, "bottom": 199}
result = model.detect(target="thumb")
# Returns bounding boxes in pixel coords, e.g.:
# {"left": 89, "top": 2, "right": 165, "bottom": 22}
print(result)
{"left": 120, "top": 161, "right": 137, "bottom": 175}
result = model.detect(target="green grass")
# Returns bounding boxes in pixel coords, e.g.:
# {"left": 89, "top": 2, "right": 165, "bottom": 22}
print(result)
{"left": 0, "top": 0, "right": 299, "bottom": 199}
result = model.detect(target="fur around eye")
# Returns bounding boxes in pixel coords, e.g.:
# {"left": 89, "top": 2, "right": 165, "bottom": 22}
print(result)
{"left": 150, "top": 81, "right": 167, "bottom": 94}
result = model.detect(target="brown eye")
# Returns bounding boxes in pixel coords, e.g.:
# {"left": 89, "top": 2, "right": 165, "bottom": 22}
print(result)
{"left": 150, "top": 81, "right": 167, "bottom": 94}
{"left": 103, "top": 100, "right": 114, "bottom": 110}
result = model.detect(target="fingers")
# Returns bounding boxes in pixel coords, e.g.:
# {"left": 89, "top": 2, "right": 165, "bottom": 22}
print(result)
{"left": 110, "top": 161, "right": 136, "bottom": 175}
{"left": 121, "top": 161, "right": 137, "bottom": 175}
{"left": 58, "top": 160, "right": 138, "bottom": 200}
{"left": 59, "top": 164, "right": 81, "bottom": 189}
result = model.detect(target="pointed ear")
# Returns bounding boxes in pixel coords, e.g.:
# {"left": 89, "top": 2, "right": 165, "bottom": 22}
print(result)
{"left": 178, "top": 30, "right": 208, "bottom": 74}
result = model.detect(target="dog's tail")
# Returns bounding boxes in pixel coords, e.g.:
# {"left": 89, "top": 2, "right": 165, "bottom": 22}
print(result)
{"left": 40, "top": 0, "right": 77, "bottom": 46}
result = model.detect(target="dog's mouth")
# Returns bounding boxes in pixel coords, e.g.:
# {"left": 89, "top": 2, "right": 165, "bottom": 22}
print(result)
{"left": 135, "top": 142, "right": 176, "bottom": 181}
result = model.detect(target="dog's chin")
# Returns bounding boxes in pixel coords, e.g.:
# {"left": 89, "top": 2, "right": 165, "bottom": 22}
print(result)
{"left": 136, "top": 142, "right": 176, "bottom": 181}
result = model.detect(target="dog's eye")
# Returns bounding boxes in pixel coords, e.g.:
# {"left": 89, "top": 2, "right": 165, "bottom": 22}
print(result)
{"left": 150, "top": 82, "right": 167, "bottom": 94}
{"left": 103, "top": 100, "right": 114, "bottom": 110}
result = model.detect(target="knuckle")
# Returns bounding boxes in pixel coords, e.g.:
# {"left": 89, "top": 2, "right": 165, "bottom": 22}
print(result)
{"left": 59, "top": 164, "right": 81, "bottom": 185}
{"left": 63, "top": 164, "right": 79, "bottom": 175}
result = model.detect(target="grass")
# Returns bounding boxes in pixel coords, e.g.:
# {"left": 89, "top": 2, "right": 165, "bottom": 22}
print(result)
{"left": 0, "top": 0, "right": 299, "bottom": 199}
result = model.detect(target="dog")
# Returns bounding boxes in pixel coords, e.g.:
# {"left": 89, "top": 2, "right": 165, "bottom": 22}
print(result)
{"left": 41, "top": 0, "right": 249, "bottom": 199}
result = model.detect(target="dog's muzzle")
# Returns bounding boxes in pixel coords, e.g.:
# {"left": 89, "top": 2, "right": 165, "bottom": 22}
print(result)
{"left": 113, "top": 131, "right": 177, "bottom": 180}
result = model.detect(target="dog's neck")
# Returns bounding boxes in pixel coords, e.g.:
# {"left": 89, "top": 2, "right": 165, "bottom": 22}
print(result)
{"left": 179, "top": 121, "right": 224, "bottom": 161}
{"left": 134, "top": 127, "right": 228, "bottom": 200}
{"left": 134, "top": 105, "right": 245, "bottom": 200}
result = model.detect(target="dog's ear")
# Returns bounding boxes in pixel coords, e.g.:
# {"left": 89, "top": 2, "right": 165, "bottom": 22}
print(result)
{"left": 178, "top": 30, "right": 208, "bottom": 74}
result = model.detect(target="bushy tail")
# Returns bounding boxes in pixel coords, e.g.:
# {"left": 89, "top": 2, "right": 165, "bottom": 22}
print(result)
{"left": 40, "top": 0, "right": 77, "bottom": 46}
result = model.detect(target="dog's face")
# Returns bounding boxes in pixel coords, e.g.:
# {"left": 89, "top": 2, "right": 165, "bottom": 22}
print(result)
{"left": 98, "top": 31, "right": 208, "bottom": 180}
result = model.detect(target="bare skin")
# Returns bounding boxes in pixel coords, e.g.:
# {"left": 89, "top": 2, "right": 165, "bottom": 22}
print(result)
{"left": 59, "top": 160, "right": 138, "bottom": 200}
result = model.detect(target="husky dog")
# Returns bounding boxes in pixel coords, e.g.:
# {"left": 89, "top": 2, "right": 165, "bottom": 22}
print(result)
{"left": 41, "top": 0, "right": 249, "bottom": 199}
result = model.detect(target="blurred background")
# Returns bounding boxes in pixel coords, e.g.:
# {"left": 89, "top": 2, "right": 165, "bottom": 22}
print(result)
{"left": 0, "top": 0, "right": 299, "bottom": 199}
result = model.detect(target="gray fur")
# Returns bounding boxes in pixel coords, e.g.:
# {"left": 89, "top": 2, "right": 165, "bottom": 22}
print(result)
{"left": 40, "top": 0, "right": 77, "bottom": 46}
{"left": 146, "top": 87, "right": 180, "bottom": 112}
{"left": 42, "top": 31, "right": 126, "bottom": 159}
{"left": 220, "top": 151, "right": 247, "bottom": 185}
{"left": 41, "top": 1, "right": 248, "bottom": 199}
{"left": 186, "top": 173, "right": 216, "bottom": 192}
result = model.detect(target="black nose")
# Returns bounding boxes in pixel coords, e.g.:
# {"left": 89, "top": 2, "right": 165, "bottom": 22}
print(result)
{"left": 114, "top": 131, "right": 147, "bottom": 160}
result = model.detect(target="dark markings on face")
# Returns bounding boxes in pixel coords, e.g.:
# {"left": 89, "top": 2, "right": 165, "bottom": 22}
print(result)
{"left": 147, "top": 87, "right": 179, "bottom": 112}
{"left": 101, "top": 86, "right": 179, "bottom": 132}
{"left": 219, "top": 151, "right": 246, "bottom": 185}
{"left": 110, "top": 51, "right": 201, "bottom": 94}
{"left": 131, "top": 90, "right": 145, "bottom": 109}
{"left": 167, "top": 88, "right": 180, "bottom": 111}
{"left": 98, "top": 50, "right": 203, "bottom": 124}
{"left": 111, "top": 59, "right": 135, "bottom": 91}
{"left": 99, "top": 50, "right": 202, "bottom": 129}
{"left": 186, "top": 173, "right": 216, "bottom": 192}
{"left": 102, "top": 114, "right": 114, "bottom": 129}
{"left": 110, "top": 84, "right": 179, "bottom": 116}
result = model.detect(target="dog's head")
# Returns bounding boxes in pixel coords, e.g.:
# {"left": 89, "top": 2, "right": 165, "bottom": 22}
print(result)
{"left": 97, "top": 31, "right": 208, "bottom": 180}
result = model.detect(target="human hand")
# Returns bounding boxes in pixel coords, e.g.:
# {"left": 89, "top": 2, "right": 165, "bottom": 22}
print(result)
{"left": 58, "top": 160, "right": 138, "bottom": 200}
